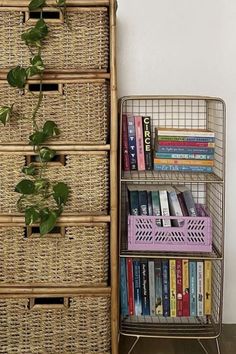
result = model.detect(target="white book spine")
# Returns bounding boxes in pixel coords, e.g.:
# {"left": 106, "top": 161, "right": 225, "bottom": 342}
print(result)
{"left": 157, "top": 130, "right": 215, "bottom": 137}
{"left": 159, "top": 190, "right": 171, "bottom": 227}
{"left": 197, "top": 261, "right": 204, "bottom": 316}
{"left": 148, "top": 261, "right": 156, "bottom": 316}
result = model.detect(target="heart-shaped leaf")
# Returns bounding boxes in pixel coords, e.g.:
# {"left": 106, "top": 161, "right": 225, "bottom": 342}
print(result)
{"left": 25, "top": 206, "right": 40, "bottom": 225}
{"left": 39, "top": 147, "right": 56, "bottom": 162}
{"left": 7, "top": 67, "right": 27, "bottom": 88}
{"left": 22, "top": 164, "right": 37, "bottom": 176}
{"left": 43, "top": 121, "right": 60, "bottom": 137}
{"left": 34, "top": 178, "right": 49, "bottom": 192}
{"left": 40, "top": 209, "right": 57, "bottom": 235}
{"left": 35, "top": 19, "right": 48, "bottom": 38}
{"left": 0, "top": 105, "right": 13, "bottom": 126}
{"left": 30, "top": 55, "right": 45, "bottom": 71}
{"left": 29, "top": 131, "right": 47, "bottom": 145}
{"left": 53, "top": 182, "right": 69, "bottom": 206}
{"left": 15, "top": 179, "right": 35, "bottom": 195}
{"left": 29, "top": 0, "right": 46, "bottom": 11}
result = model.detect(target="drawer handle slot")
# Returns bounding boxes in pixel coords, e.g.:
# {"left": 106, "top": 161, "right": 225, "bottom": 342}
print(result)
{"left": 26, "top": 226, "right": 65, "bottom": 238}
{"left": 28, "top": 297, "right": 69, "bottom": 310}
{"left": 25, "top": 9, "right": 63, "bottom": 23}
{"left": 28, "top": 83, "right": 61, "bottom": 94}
{"left": 27, "top": 155, "right": 66, "bottom": 167}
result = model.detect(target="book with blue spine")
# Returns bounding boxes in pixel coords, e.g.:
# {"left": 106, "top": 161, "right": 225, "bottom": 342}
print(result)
{"left": 157, "top": 136, "right": 215, "bottom": 143}
{"left": 138, "top": 190, "right": 148, "bottom": 215}
{"left": 189, "top": 261, "right": 197, "bottom": 316}
{"left": 155, "top": 152, "right": 214, "bottom": 160}
{"left": 128, "top": 185, "right": 139, "bottom": 215}
{"left": 157, "top": 146, "right": 214, "bottom": 155}
{"left": 133, "top": 260, "right": 142, "bottom": 315}
{"left": 140, "top": 260, "right": 150, "bottom": 315}
{"left": 162, "top": 259, "right": 170, "bottom": 317}
{"left": 120, "top": 257, "right": 128, "bottom": 316}
{"left": 155, "top": 260, "right": 163, "bottom": 315}
{"left": 127, "top": 115, "right": 137, "bottom": 170}
{"left": 154, "top": 164, "right": 213, "bottom": 173}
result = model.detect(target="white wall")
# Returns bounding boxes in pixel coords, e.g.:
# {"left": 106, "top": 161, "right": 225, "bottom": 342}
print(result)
{"left": 117, "top": 0, "right": 236, "bottom": 323}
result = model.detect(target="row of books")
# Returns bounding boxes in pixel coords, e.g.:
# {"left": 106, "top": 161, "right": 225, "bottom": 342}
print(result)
{"left": 120, "top": 258, "right": 212, "bottom": 317}
{"left": 128, "top": 184, "right": 203, "bottom": 226}
{"left": 154, "top": 128, "right": 215, "bottom": 173}
{"left": 122, "top": 114, "right": 152, "bottom": 171}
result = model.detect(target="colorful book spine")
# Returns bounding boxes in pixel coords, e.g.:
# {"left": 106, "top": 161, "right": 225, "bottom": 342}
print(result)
{"left": 155, "top": 260, "right": 163, "bottom": 315}
{"left": 167, "top": 189, "right": 183, "bottom": 227}
{"left": 140, "top": 260, "right": 150, "bottom": 315}
{"left": 156, "top": 128, "right": 215, "bottom": 137}
{"left": 142, "top": 116, "right": 152, "bottom": 170}
{"left": 154, "top": 158, "right": 213, "bottom": 166}
{"left": 120, "top": 257, "right": 128, "bottom": 316}
{"left": 157, "top": 146, "right": 215, "bottom": 155}
{"left": 128, "top": 188, "right": 139, "bottom": 215}
{"left": 126, "top": 258, "right": 134, "bottom": 315}
{"left": 158, "top": 141, "right": 215, "bottom": 148}
{"left": 189, "top": 261, "right": 197, "bottom": 316}
{"left": 204, "top": 261, "right": 212, "bottom": 315}
{"left": 135, "top": 116, "right": 145, "bottom": 171}
{"left": 138, "top": 190, "right": 148, "bottom": 215}
{"left": 176, "top": 259, "right": 183, "bottom": 317}
{"left": 159, "top": 190, "right": 171, "bottom": 227}
{"left": 154, "top": 164, "right": 213, "bottom": 173}
{"left": 197, "top": 261, "right": 204, "bottom": 316}
{"left": 122, "top": 114, "right": 130, "bottom": 171}
{"left": 151, "top": 191, "right": 161, "bottom": 226}
{"left": 169, "top": 259, "right": 177, "bottom": 317}
{"left": 182, "top": 259, "right": 190, "bottom": 316}
{"left": 148, "top": 261, "right": 156, "bottom": 316}
{"left": 155, "top": 153, "right": 214, "bottom": 160}
{"left": 157, "top": 136, "right": 215, "bottom": 143}
{"left": 127, "top": 115, "right": 137, "bottom": 170}
{"left": 133, "top": 260, "right": 142, "bottom": 315}
{"left": 162, "top": 259, "right": 170, "bottom": 317}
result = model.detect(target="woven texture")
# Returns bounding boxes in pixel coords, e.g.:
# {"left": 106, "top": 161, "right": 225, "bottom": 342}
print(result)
{"left": 0, "top": 296, "right": 111, "bottom": 354}
{"left": 0, "top": 225, "right": 109, "bottom": 285}
{"left": 0, "top": 9, "right": 109, "bottom": 71}
{"left": 0, "top": 81, "right": 109, "bottom": 144}
{"left": 0, "top": 153, "right": 109, "bottom": 214}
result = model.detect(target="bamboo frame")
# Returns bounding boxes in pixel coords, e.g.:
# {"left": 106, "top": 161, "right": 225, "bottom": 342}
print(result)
{"left": 0, "top": 216, "right": 111, "bottom": 224}
{"left": 0, "top": 72, "right": 110, "bottom": 80}
{"left": 0, "top": 1, "right": 110, "bottom": 7}
{"left": 0, "top": 287, "right": 111, "bottom": 297}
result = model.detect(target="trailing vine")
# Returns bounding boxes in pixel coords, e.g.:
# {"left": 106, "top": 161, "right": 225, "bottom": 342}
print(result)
{"left": 0, "top": 0, "right": 69, "bottom": 235}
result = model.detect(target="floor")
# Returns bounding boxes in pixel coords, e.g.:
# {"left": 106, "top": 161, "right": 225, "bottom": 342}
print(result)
{"left": 119, "top": 325, "right": 236, "bottom": 354}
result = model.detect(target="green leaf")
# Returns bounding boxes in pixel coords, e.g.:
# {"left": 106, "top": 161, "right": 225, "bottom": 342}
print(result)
{"left": 30, "top": 55, "right": 45, "bottom": 71}
{"left": 39, "top": 147, "right": 56, "bottom": 162}
{"left": 15, "top": 179, "right": 35, "bottom": 195}
{"left": 39, "top": 209, "right": 57, "bottom": 235}
{"left": 29, "top": 131, "right": 47, "bottom": 145}
{"left": 43, "top": 121, "right": 60, "bottom": 137}
{"left": 35, "top": 19, "right": 48, "bottom": 38}
{"left": 22, "top": 164, "right": 37, "bottom": 176}
{"left": 25, "top": 206, "right": 40, "bottom": 225}
{"left": 7, "top": 67, "right": 27, "bottom": 88}
{"left": 29, "top": 0, "right": 46, "bottom": 11}
{"left": 53, "top": 182, "right": 69, "bottom": 206}
{"left": 34, "top": 178, "right": 49, "bottom": 192}
{"left": 57, "top": 0, "right": 65, "bottom": 6}
{"left": 0, "top": 105, "right": 13, "bottom": 126}
{"left": 21, "top": 20, "right": 48, "bottom": 47}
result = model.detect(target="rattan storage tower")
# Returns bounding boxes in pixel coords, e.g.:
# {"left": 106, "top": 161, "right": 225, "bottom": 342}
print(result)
{"left": 119, "top": 96, "right": 225, "bottom": 354}
{"left": 0, "top": 1, "right": 118, "bottom": 354}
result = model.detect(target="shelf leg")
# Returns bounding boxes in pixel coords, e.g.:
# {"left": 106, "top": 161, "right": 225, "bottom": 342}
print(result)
{"left": 127, "top": 335, "right": 140, "bottom": 354}
{"left": 197, "top": 338, "right": 221, "bottom": 354}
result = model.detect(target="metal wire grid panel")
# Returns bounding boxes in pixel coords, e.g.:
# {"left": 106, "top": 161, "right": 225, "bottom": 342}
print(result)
{"left": 120, "top": 260, "right": 222, "bottom": 339}
{"left": 120, "top": 96, "right": 225, "bottom": 182}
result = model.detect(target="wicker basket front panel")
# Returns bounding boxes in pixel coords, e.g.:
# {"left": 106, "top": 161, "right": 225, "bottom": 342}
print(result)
{"left": 0, "top": 296, "right": 111, "bottom": 354}
{"left": 0, "top": 153, "right": 109, "bottom": 214}
{"left": 0, "top": 81, "right": 109, "bottom": 144}
{"left": 0, "top": 9, "right": 109, "bottom": 71}
{"left": 0, "top": 225, "right": 109, "bottom": 285}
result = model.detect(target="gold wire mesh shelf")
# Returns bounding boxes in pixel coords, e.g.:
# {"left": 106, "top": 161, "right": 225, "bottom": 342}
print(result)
{"left": 120, "top": 315, "right": 219, "bottom": 339}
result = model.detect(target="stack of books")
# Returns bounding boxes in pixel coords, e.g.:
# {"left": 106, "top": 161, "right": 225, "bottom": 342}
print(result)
{"left": 154, "top": 128, "right": 215, "bottom": 173}
{"left": 122, "top": 114, "right": 153, "bottom": 171}
{"left": 120, "top": 258, "right": 212, "bottom": 318}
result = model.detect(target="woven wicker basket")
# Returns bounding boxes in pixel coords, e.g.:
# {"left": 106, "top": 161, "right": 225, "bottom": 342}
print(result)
{"left": 0, "top": 295, "right": 111, "bottom": 354}
{"left": 0, "top": 7, "right": 109, "bottom": 72}
{"left": 0, "top": 79, "right": 109, "bottom": 144}
{"left": 0, "top": 152, "right": 109, "bottom": 215}
{"left": 0, "top": 223, "right": 109, "bottom": 286}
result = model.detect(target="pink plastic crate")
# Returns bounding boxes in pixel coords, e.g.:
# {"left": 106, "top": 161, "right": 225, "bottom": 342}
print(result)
{"left": 128, "top": 206, "right": 212, "bottom": 252}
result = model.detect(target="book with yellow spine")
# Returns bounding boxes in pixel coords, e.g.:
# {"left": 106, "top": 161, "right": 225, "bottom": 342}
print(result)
{"left": 169, "top": 259, "right": 177, "bottom": 317}
{"left": 204, "top": 261, "right": 212, "bottom": 315}
{"left": 154, "top": 158, "right": 213, "bottom": 166}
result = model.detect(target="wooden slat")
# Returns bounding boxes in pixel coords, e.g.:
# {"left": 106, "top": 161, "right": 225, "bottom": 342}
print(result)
{"left": 0, "top": 71, "right": 110, "bottom": 80}
{"left": 0, "top": 1, "right": 110, "bottom": 8}
{"left": 0, "top": 145, "right": 110, "bottom": 152}
{"left": 0, "top": 215, "right": 111, "bottom": 224}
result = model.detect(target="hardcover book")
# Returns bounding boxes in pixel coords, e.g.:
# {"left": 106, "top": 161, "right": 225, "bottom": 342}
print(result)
{"left": 167, "top": 187, "right": 184, "bottom": 226}
{"left": 169, "top": 259, "right": 177, "bottom": 317}
{"left": 155, "top": 260, "right": 163, "bottom": 315}
{"left": 159, "top": 189, "right": 171, "bottom": 227}
{"left": 128, "top": 185, "right": 139, "bottom": 215}
{"left": 140, "top": 260, "right": 150, "bottom": 315}
{"left": 122, "top": 114, "right": 130, "bottom": 171}
{"left": 197, "top": 261, "right": 204, "bottom": 316}
{"left": 154, "top": 164, "right": 213, "bottom": 173}
{"left": 156, "top": 146, "right": 215, "bottom": 155}
{"left": 151, "top": 190, "right": 162, "bottom": 226}
{"left": 120, "top": 257, "right": 128, "bottom": 316}
{"left": 142, "top": 116, "right": 152, "bottom": 170}
{"left": 127, "top": 115, "right": 137, "bottom": 170}
{"left": 133, "top": 260, "right": 142, "bottom": 315}
{"left": 189, "top": 261, "right": 197, "bottom": 316}
{"left": 162, "top": 259, "right": 170, "bottom": 317}
{"left": 176, "top": 259, "right": 183, "bottom": 316}
{"left": 126, "top": 258, "right": 134, "bottom": 315}
{"left": 138, "top": 190, "right": 148, "bottom": 215}
{"left": 175, "top": 186, "right": 198, "bottom": 217}
{"left": 148, "top": 261, "right": 156, "bottom": 316}
{"left": 204, "top": 260, "right": 212, "bottom": 315}
{"left": 134, "top": 116, "right": 145, "bottom": 171}
{"left": 182, "top": 259, "right": 190, "bottom": 316}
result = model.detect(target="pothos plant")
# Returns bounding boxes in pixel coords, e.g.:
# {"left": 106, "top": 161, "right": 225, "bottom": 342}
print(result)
{"left": 0, "top": 0, "right": 69, "bottom": 235}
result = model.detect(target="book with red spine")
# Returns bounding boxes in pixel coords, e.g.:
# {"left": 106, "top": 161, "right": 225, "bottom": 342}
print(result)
{"left": 176, "top": 259, "right": 183, "bottom": 316}
{"left": 182, "top": 259, "right": 190, "bottom": 316}
{"left": 158, "top": 141, "right": 214, "bottom": 148}
{"left": 122, "top": 114, "right": 130, "bottom": 171}
{"left": 126, "top": 258, "right": 134, "bottom": 315}
{"left": 134, "top": 116, "right": 145, "bottom": 171}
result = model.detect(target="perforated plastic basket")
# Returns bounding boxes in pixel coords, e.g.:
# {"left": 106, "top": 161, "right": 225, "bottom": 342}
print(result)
{"left": 128, "top": 206, "right": 212, "bottom": 252}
